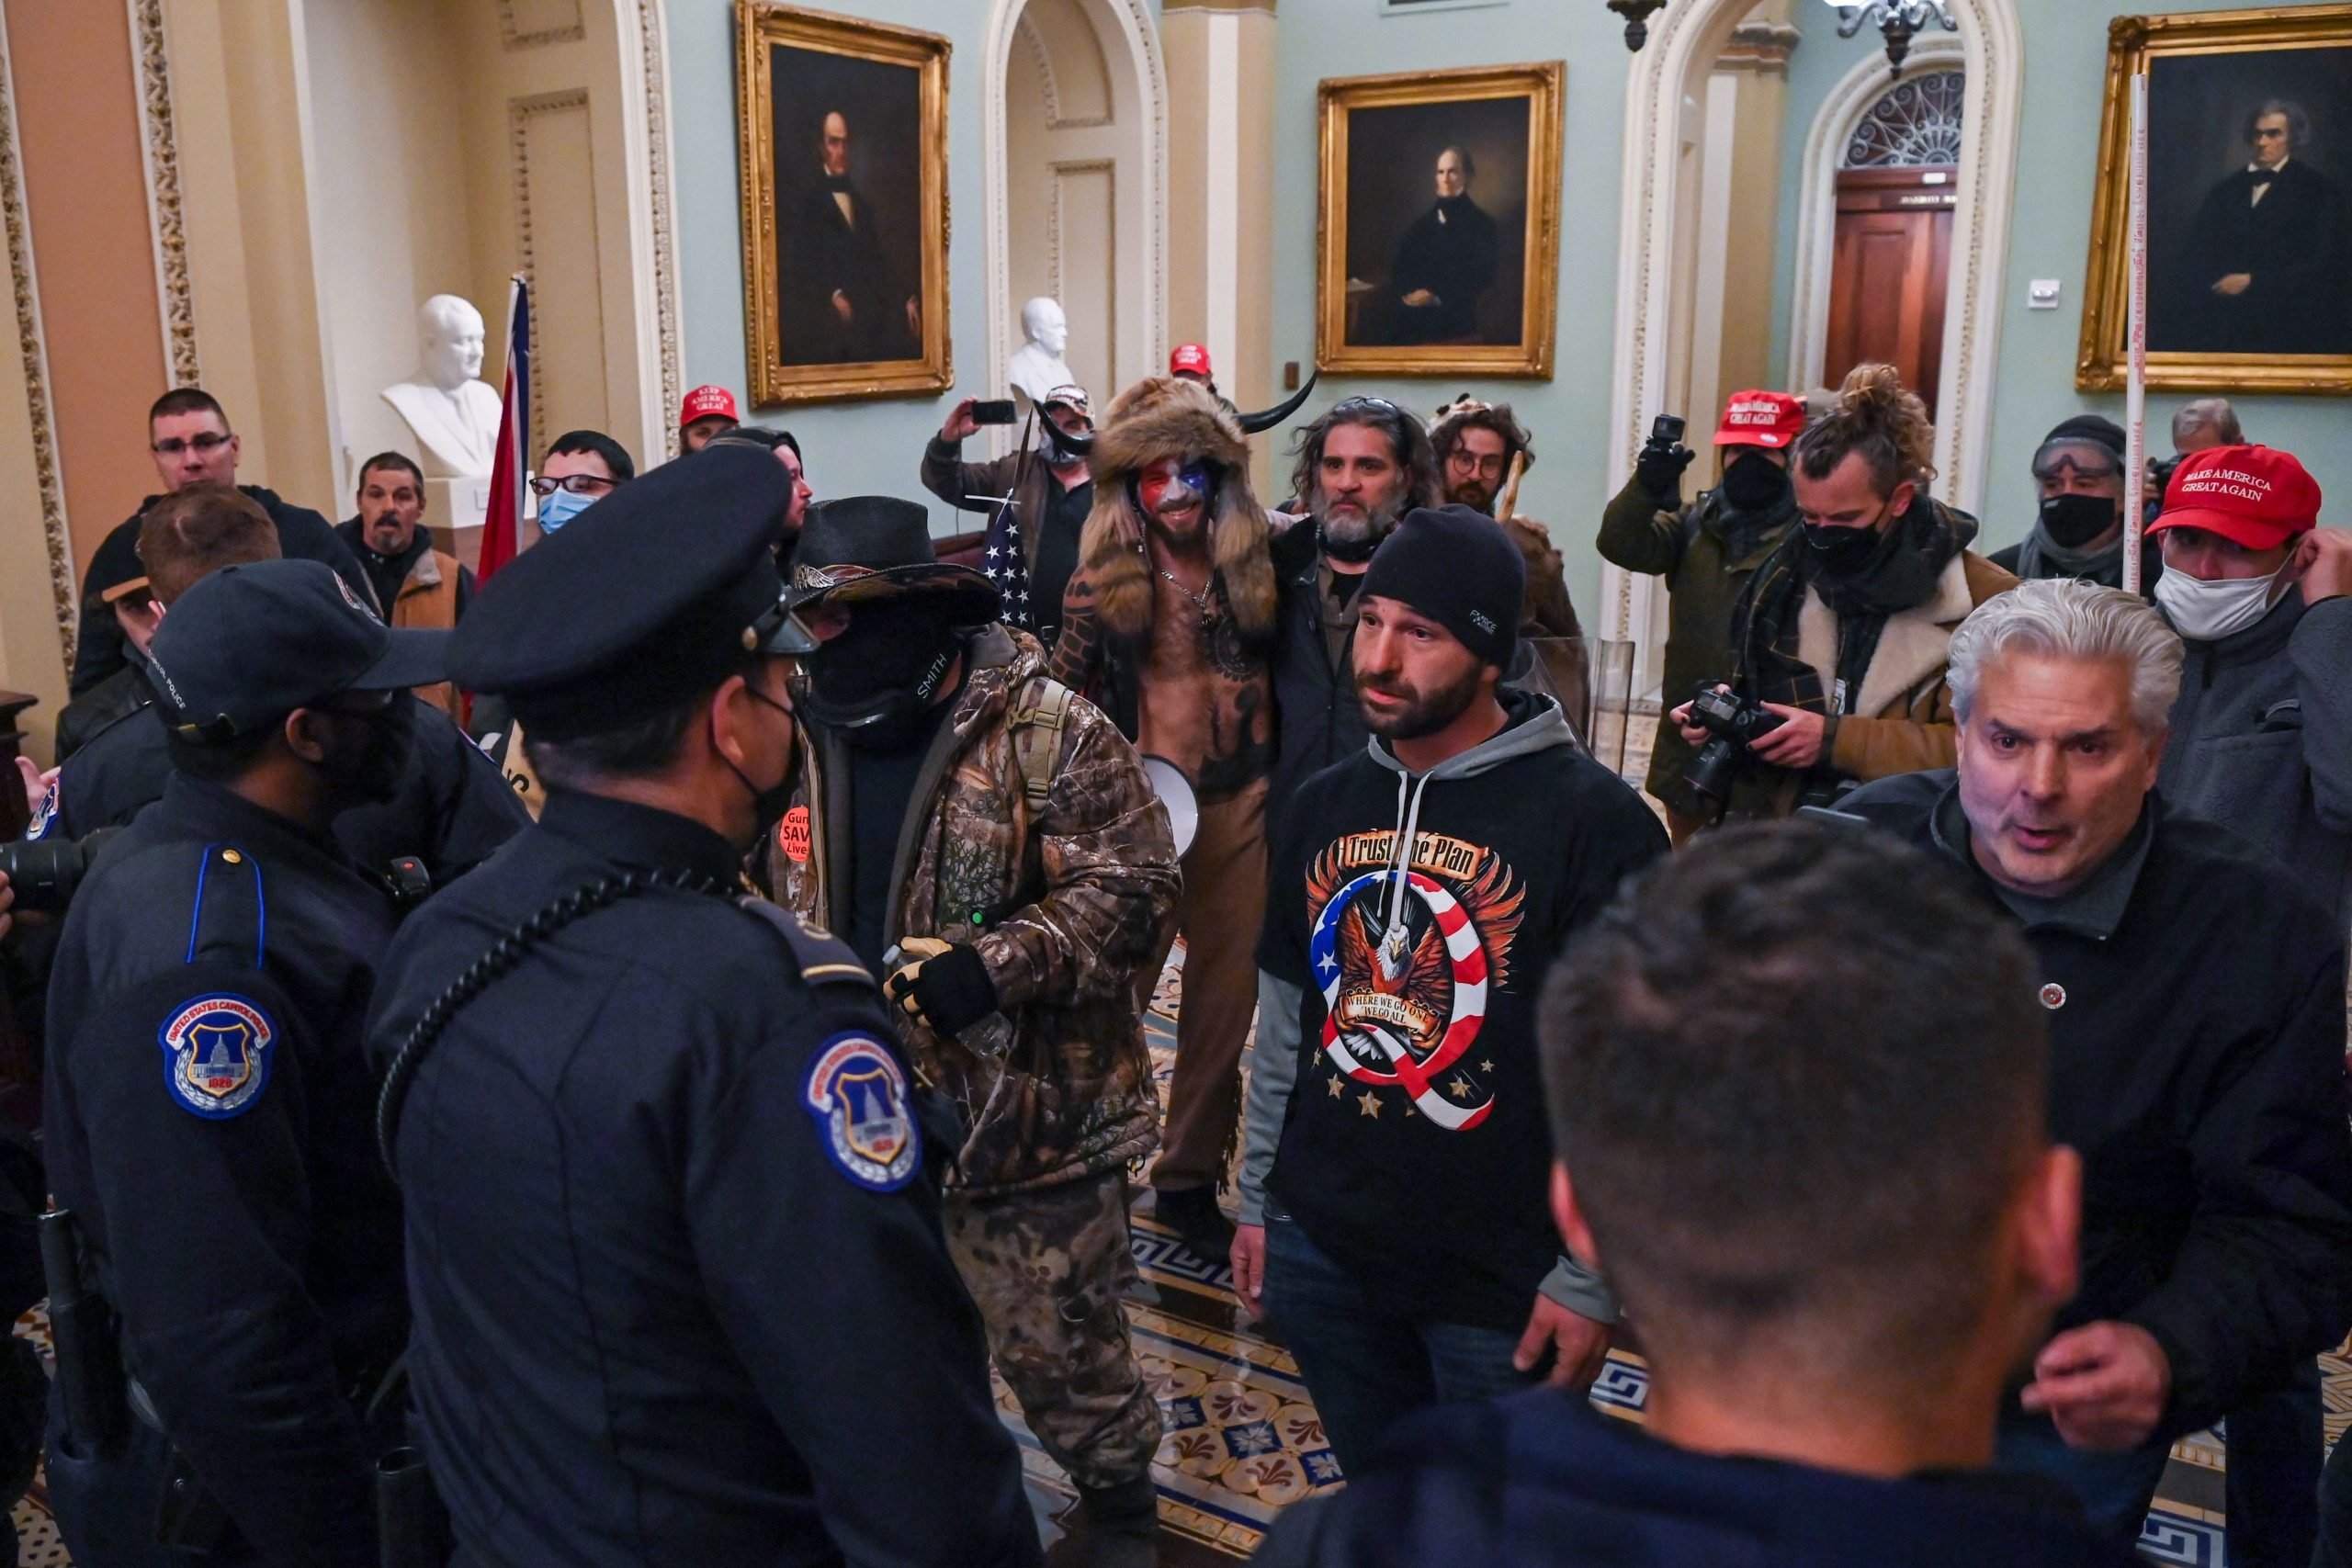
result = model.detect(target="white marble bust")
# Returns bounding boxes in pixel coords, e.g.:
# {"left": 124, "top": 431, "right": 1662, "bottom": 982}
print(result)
{"left": 382, "top": 295, "right": 503, "bottom": 479}
{"left": 1006, "top": 297, "right": 1076, "bottom": 406}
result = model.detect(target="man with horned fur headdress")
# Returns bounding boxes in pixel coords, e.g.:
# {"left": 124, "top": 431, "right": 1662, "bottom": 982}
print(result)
{"left": 1048, "top": 376, "right": 1278, "bottom": 1265}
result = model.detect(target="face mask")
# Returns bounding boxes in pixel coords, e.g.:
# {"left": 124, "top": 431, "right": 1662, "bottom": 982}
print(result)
{"left": 2154, "top": 561, "right": 2285, "bottom": 642}
{"left": 319, "top": 699, "right": 413, "bottom": 807}
{"left": 537, "top": 487, "right": 596, "bottom": 534}
{"left": 2038, "top": 492, "right": 2120, "bottom": 550}
{"left": 800, "top": 600, "right": 964, "bottom": 740}
{"left": 728, "top": 681, "right": 801, "bottom": 835}
{"left": 1801, "top": 517, "right": 1884, "bottom": 579}
{"left": 1719, "top": 452, "right": 1789, "bottom": 513}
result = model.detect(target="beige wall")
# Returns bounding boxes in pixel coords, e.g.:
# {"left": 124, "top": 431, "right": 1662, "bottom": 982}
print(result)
{"left": 8, "top": 2, "right": 170, "bottom": 571}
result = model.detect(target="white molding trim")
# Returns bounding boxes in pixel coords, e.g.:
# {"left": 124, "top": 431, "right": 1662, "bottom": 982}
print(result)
{"left": 983, "top": 0, "right": 1167, "bottom": 416}
{"left": 616, "top": 0, "right": 682, "bottom": 465}
{"left": 509, "top": 88, "right": 592, "bottom": 462}
{"left": 1786, "top": 36, "right": 1964, "bottom": 454}
{"left": 0, "top": 2, "right": 74, "bottom": 662}
{"left": 128, "top": 0, "right": 199, "bottom": 389}
{"left": 1602, "top": 0, "right": 2020, "bottom": 645}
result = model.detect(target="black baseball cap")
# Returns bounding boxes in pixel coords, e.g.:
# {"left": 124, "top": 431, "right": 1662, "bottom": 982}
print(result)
{"left": 147, "top": 558, "right": 449, "bottom": 741}
{"left": 450, "top": 443, "right": 817, "bottom": 740}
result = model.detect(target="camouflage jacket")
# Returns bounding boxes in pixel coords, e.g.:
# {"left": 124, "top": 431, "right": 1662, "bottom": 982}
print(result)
{"left": 768, "top": 626, "right": 1182, "bottom": 1196}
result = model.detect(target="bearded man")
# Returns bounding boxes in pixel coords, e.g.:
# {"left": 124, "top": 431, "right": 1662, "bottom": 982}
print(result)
{"left": 1428, "top": 396, "right": 1588, "bottom": 713}
{"left": 1047, "top": 377, "right": 1280, "bottom": 1265}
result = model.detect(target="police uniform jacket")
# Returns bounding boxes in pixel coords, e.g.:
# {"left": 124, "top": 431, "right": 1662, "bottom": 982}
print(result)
{"left": 1844, "top": 771, "right": 2352, "bottom": 1438}
{"left": 35, "top": 687, "right": 527, "bottom": 888}
{"left": 366, "top": 788, "right": 1039, "bottom": 1568}
{"left": 44, "top": 773, "right": 407, "bottom": 1566}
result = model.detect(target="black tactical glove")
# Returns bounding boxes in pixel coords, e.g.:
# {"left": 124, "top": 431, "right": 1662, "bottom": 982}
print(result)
{"left": 884, "top": 940, "right": 1000, "bottom": 1036}
{"left": 1634, "top": 441, "right": 1698, "bottom": 507}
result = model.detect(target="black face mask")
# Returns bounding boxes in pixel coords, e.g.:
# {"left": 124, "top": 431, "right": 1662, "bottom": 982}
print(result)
{"left": 318, "top": 699, "right": 412, "bottom": 808}
{"left": 727, "top": 682, "right": 801, "bottom": 835}
{"left": 800, "top": 599, "right": 964, "bottom": 742}
{"left": 2038, "top": 491, "right": 2120, "bottom": 550}
{"left": 1719, "top": 452, "right": 1790, "bottom": 513}
{"left": 1801, "top": 518, "right": 1886, "bottom": 580}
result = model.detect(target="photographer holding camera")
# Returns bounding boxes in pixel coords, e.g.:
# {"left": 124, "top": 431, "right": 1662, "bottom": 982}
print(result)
{"left": 1597, "top": 390, "right": 1806, "bottom": 843}
{"left": 920, "top": 384, "right": 1093, "bottom": 649}
{"left": 1674, "top": 364, "right": 2013, "bottom": 822}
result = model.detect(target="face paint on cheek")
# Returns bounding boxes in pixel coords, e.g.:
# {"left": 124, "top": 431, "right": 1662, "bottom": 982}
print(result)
{"left": 1138, "top": 458, "right": 1213, "bottom": 516}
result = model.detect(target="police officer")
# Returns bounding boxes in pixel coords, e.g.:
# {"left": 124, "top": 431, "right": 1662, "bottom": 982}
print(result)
{"left": 42, "top": 558, "right": 447, "bottom": 1565}
{"left": 30, "top": 489, "right": 526, "bottom": 888}
{"left": 366, "top": 446, "right": 1041, "bottom": 1566}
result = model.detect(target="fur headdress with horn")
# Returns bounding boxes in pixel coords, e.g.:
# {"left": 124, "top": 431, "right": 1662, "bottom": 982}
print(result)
{"left": 1077, "top": 377, "right": 1277, "bottom": 644}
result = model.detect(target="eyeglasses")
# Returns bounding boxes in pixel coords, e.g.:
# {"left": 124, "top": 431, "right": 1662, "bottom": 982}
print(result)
{"left": 1330, "top": 396, "right": 1405, "bottom": 417}
{"left": 528, "top": 473, "right": 617, "bottom": 498}
{"left": 153, "top": 433, "right": 233, "bottom": 457}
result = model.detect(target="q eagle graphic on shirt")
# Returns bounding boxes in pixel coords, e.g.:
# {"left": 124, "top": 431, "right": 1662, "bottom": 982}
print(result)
{"left": 1306, "top": 829, "right": 1525, "bottom": 1132}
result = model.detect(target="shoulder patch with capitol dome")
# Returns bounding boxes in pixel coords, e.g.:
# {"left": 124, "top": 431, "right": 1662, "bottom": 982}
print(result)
{"left": 800, "top": 1032, "right": 920, "bottom": 1191}
{"left": 158, "top": 993, "right": 277, "bottom": 1118}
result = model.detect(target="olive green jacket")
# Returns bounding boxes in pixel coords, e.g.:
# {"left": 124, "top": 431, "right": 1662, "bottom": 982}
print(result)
{"left": 1595, "top": 474, "right": 1794, "bottom": 818}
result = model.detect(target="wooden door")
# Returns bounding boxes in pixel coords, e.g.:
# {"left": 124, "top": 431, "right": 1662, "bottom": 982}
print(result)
{"left": 1822, "top": 164, "right": 1955, "bottom": 418}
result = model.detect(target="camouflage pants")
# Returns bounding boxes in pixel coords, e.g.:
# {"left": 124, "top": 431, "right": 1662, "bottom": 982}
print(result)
{"left": 944, "top": 1170, "right": 1162, "bottom": 1493}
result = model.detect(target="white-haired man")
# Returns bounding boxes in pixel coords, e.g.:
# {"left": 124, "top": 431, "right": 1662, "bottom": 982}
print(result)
{"left": 1841, "top": 578, "right": 2352, "bottom": 1546}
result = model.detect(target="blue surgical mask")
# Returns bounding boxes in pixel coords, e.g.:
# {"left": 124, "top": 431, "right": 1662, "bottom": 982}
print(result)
{"left": 537, "top": 488, "right": 596, "bottom": 534}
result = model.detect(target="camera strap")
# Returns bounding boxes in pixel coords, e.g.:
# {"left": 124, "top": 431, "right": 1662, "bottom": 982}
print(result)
{"left": 373, "top": 868, "right": 729, "bottom": 1176}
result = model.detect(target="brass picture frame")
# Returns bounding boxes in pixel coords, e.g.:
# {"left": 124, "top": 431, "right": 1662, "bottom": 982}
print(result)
{"left": 1317, "top": 62, "right": 1564, "bottom": 378}
{"left": 737, "top": 2, "right": 950, "bottom": 405}
{"left": 2077, "top": 6, "right": 2352, "bottom": 394}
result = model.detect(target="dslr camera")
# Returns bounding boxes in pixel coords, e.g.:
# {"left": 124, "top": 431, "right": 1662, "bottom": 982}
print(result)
{"left": 1681, "top": 683, "right": 1784, "bottom": 803}
{"left": 0, "top": 827, "right": 122, "bottom": 917}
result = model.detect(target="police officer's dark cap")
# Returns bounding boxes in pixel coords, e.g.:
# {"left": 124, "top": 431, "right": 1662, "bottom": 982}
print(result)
{"left": 148, "top": 558, "right": 449, "bottom": 742}
{"left": 450, "top": 443, "right": 816, "bottom": 740}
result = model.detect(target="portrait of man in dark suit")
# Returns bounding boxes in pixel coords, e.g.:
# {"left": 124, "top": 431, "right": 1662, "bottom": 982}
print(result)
{"left": 1360, "top": 146, "right": 1501, "bottom": 345}
{"left": 781, "top": 108, "right": 922, "bottom": 366}
{"left": 2172, "top": 98, "right": 2349, "bottom": 353}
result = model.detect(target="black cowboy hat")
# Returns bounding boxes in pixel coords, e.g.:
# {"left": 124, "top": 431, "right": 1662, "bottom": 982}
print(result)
{"left": 786, "top": 495, "right": 1002, "bottom": 626}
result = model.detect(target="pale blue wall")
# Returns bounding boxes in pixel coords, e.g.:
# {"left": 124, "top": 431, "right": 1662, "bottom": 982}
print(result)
{"left": 667, "top": 0, "right": 2351, "bottom": 577}
{"left": 667, "top": 0, "right": 1011, "bottom": 536}
{"left": 1760, "top": 0, "right": 2352, "bottom": 557}
{"left": 1267, "top": 1, "right": 1634, "bottom": 615}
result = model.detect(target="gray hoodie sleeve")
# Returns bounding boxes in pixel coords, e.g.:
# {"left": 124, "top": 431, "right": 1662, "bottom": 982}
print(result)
{"left": 1237, "top": 971, "right": 1303, "bottom": 1225}
{"left": 1538, "top": 1255, "right": 1620, "bottom": 1325}
{"left": 2291, "top": 597, "right": 2352, "bottom": 832}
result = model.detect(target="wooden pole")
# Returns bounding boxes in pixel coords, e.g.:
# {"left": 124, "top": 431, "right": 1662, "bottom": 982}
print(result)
{"left": 2122, "top": 71, "right": 2151, "bottom": 597}
{"left": 1494, "top": 449, "right": 1530, "bottom": 523}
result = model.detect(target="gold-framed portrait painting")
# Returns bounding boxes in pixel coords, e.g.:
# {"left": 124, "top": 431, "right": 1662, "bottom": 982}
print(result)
{"left": 1317, "top": 62, "right": 1564, "bottom": 378}
{"left": 737, "top": 3, "right": 950, "bottom": 405}
{"left": 2078, "top": 5, "right": 2352, "bottom": 394}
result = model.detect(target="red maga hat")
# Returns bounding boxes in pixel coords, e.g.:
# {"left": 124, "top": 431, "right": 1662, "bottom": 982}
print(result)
{"left": 1713, "top": 390, "right": 1808, "bottom": 449}
{"left": 2151, "top": 445, "right": 2322, "bottom": 552}
{"left": 678, "top": 385, "right": 739, "bottom": 429}
{"left": 1169, "top": 343, "right": 1213, "bottom": 378}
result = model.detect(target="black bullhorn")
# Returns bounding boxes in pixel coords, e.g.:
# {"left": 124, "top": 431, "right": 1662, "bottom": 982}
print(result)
{"left": 1236, "top": 368, "right": 1320, "bottom": 436}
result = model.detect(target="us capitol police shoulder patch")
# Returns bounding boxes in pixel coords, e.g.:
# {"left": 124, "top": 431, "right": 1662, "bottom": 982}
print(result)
{"left": 158, "top": 993, "right": 277, "bottom": 1118}
{"left": 801, "top": 1032, "right": 920, "bottom": 1191}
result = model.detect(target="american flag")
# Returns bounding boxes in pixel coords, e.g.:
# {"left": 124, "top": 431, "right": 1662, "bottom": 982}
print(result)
{"left": 980, "top": 484, "right": 1033, "bottom": 631}
{"left": 477, "top": 274, "right": 530, "bottom": 581}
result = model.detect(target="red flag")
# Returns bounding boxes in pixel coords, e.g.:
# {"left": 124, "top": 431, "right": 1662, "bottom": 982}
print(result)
{"left": 477, "top": 275, "right": 530, "bottom": 581}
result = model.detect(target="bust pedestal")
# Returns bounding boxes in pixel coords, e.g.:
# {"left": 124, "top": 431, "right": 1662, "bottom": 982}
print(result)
{"left": 425, "top": 477, "right": 492, "bottom": 572}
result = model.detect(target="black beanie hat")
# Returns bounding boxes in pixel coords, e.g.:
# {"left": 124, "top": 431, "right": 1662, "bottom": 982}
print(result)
{"left": 1361, "top": 504, "right": 1524, "bottom": 671}
{"left": 2040, "top": 413, "right": 2128, "bottom": 459}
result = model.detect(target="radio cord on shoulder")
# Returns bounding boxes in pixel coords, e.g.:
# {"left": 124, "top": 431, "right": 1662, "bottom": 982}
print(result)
{"left": 373, "top": 867, "right": 729, "bottom": 1177}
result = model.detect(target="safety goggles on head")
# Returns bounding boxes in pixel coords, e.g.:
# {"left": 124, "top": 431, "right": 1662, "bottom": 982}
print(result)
{"left": 2030, "top": 441, "right": 2121, "bottom": 485}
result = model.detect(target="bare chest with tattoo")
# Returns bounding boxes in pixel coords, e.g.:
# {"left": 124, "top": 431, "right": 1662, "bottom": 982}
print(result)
{"left": 1137, "top": 573, "right": 1272, "bottom": 801}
